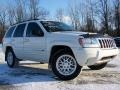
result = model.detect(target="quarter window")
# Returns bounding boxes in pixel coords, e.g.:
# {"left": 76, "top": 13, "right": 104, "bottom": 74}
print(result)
{"left": 5, "top": 26, "right": 16, "bottom": 38}
{"left": 13, "top": 23, "right": 26, "bottom": 37}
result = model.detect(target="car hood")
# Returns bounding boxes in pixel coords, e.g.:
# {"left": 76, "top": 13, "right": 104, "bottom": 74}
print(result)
{"left": 50, "top": 31, "right": 89, "bottom": 36}
{"left": 49, "top": 31, "right": 107, "bottom": 38}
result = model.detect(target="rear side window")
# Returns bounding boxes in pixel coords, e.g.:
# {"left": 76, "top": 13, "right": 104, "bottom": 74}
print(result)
{"left": 13, "top": 23, "right": 26, "bottom": 37}
{"left": 5, "top": 26, "right": 16, "bottom": 38}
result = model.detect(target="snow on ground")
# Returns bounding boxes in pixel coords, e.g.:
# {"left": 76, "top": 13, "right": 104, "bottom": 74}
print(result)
{"left": 0, "top": 44, "right": 120, "bottom": 90}
{"left": 0, "top": 44, "right": 4, "bottom": 62}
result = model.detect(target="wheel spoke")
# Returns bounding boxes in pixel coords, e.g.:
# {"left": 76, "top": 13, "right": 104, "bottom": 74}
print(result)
{"left": 56, "top": 55, "right": 77, "bottom": 76}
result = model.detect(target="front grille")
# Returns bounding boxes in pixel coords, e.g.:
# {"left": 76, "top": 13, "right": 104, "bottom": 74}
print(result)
{"left": 98, "top": 39, "right": 116, "bottom": 48}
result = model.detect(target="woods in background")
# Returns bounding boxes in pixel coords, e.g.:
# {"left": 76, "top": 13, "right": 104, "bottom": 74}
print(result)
{"left": 65, "top": 0, "right": 120, "bottom": 36}
{"left": 0, "top": 0, "right": 120, "bottom": 38}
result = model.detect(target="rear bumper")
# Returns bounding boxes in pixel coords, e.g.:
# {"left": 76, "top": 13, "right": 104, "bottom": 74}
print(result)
{"left": 73, "top": 47, "right": 119, "bottom": 66}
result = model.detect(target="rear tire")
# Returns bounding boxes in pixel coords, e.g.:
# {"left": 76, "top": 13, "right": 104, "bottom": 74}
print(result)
{"left": 88, "top": 63, "right": 107, "bottom": 70}
{"left": 51, "top": 50, "right": 82, "bottom": 80}
{"left": 5, "top": 49, "right": 19, "bottom": 68}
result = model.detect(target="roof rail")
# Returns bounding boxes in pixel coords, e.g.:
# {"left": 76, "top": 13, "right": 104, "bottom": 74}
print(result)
{"left": 11, "top": 19, "right": 40, "bottom": 26}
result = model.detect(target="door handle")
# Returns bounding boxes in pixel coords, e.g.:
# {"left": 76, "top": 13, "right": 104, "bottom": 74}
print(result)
{"left": 41, "top": 49, "right": 45, "bottom": 52}
{"left": 35, "top": 49, "right": 45, "bottom": 52}
{"left": 24, "top": 39, "right": 29, "bottom": 42}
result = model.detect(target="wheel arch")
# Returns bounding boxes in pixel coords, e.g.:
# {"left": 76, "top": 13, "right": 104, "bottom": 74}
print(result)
{"left": 49, "top": 45, "right": 75, "bottom": 66}
{"left": 5, "top": 46, "right": 13, "bottom": 53}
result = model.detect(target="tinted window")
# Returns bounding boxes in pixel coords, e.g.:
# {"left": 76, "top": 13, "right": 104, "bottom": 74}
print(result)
{"left": 41, "top": 21, "right": 74, "bottom": 32}
{"left": 26, "top": 22, "right": 43, "bottom": 37}
{"left": 13, "top": 24, "right": 26, "bottom": 37}
{"left": 5, "top": 26, "right": 16, "bottom": 38}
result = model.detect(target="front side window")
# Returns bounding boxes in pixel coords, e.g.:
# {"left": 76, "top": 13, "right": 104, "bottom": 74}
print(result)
{"left": 26, "top": 22, "right": 44, "bottom": 37}
{"left": 41, "top": 21, "right": 74, "bottom": 32}
{"left": 13, "top": 23, "right": 26, "bottom": 37}
{"left": 5, "top": 26, "right": 16, "bottom": 38}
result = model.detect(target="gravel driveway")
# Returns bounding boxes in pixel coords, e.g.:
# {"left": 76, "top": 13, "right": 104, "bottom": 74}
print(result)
{"left": 0, "top": 45, "right": 120, "bottom": 90}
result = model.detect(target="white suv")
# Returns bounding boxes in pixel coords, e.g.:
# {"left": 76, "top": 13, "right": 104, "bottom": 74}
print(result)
{"left": 2, "top": 20, "right": 119, "bottom": 80}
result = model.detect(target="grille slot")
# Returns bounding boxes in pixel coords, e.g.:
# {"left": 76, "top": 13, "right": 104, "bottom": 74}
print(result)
{"left": 98, "top": 39, "right": 116, "bottom": 48}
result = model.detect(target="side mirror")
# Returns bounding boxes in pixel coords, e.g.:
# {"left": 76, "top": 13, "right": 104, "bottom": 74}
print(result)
{"left": 32, "top": 30, "right": 44, "bottom": 37}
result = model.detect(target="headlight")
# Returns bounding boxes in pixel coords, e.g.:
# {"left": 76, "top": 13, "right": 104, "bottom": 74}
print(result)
{"left": 79, "top": 38, "right": 99, "bottom": 47}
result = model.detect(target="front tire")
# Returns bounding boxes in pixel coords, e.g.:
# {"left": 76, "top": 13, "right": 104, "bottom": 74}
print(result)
{"left": 51, "top": 51, "right": 82, "bottom": 80}
{"left": 88, "top": 63, "right": 107, "bottom": 70}
{"left": 5, "top": 49, "right": 19, "bottom": 68}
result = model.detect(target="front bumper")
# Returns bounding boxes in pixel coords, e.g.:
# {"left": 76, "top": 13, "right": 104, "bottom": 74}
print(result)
{"left": 73, "top": 47, "right": 119, "bottom": 66}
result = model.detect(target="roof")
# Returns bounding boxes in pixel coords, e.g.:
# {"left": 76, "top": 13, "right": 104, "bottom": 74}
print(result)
{"left": 11, "top": 19, "right": 40, "bottom": 26}
{"left": 11, "top": 19, "right": 57, "bottom": 26}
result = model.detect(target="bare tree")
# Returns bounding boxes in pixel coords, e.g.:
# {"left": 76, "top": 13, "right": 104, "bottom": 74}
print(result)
{"left": 7, "top": 0, "right": 27, "bottom": 24}
{"left": 28, "top": 0, "right": 40, "bottom": 19}
{"left": 14, "top": 0, "right": 27, "bottom": 23}
{"left": 84, "top": 13, "right": 96, "bottom": 32}
{"left": 7, "top": 6, "right": 15, "bottom": 25}
{"left": 55, "top": 8, "right": 64, "bottom": 22}
{"left": 39, "top": 8, "right": 49, "bottom": 20}
{"left": 83, "top": 0, "right": 98, "bottom": 32}
{"left": 68, "top": 1, "right": 81, "bottom": 30}
{"left": 67, "top": 0, "right": 97, "bottom": 32}
{"left": 0, "top": 9, "right": 6, "bottom": 31}
{"left": 114, "top": 0, "right": 120, "bottom": 36}
{"left": 0, "top": 9, "right": 7, "bottom": 37}
{"left": 28, "top": 0, "right": 49, "bottom": 20}
{"left": 98, "top": 0, "right": 112, "bottom": 34}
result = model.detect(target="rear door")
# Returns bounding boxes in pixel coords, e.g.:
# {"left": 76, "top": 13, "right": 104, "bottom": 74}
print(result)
{"left": 3, "top": 26, "right": 16, "bottom": 53}
{"left": 12, "top": 23, "right": 26, "bottom": 59}
{"left": 23, "top": 22, "right": 46, "bottom": 61}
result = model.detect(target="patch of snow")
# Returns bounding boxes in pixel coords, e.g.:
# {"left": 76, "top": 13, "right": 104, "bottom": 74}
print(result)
{"left": 0, "top": 45, "right": 120, "bottom": 90}
{"left": 102, "top": 55, "right": 120, "bottom": 71}
{"left": 1, "top": 83, "right": 120, "bottom": 90}
{"left": 0, "top": 44, "right": 4, "bottom": 62}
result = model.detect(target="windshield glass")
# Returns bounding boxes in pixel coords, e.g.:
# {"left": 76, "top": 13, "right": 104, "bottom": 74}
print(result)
{"left": 40, "top": 21, "right": 74, "bottom": 32}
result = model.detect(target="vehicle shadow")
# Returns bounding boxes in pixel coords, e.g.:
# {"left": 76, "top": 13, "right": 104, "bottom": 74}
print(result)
{"left": 0, "top": 61, "right": 118, "bottom": 86}
{"left": 0, "top": 62, "right": 58, "bottom": 85}
{"left": 106, "top": 64, "right": 117, "bottom": 68}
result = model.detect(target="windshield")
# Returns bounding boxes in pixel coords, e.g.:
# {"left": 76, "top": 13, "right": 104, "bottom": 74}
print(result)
{"left": 40, "top": 21, "right": 74, "bottom": 32}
